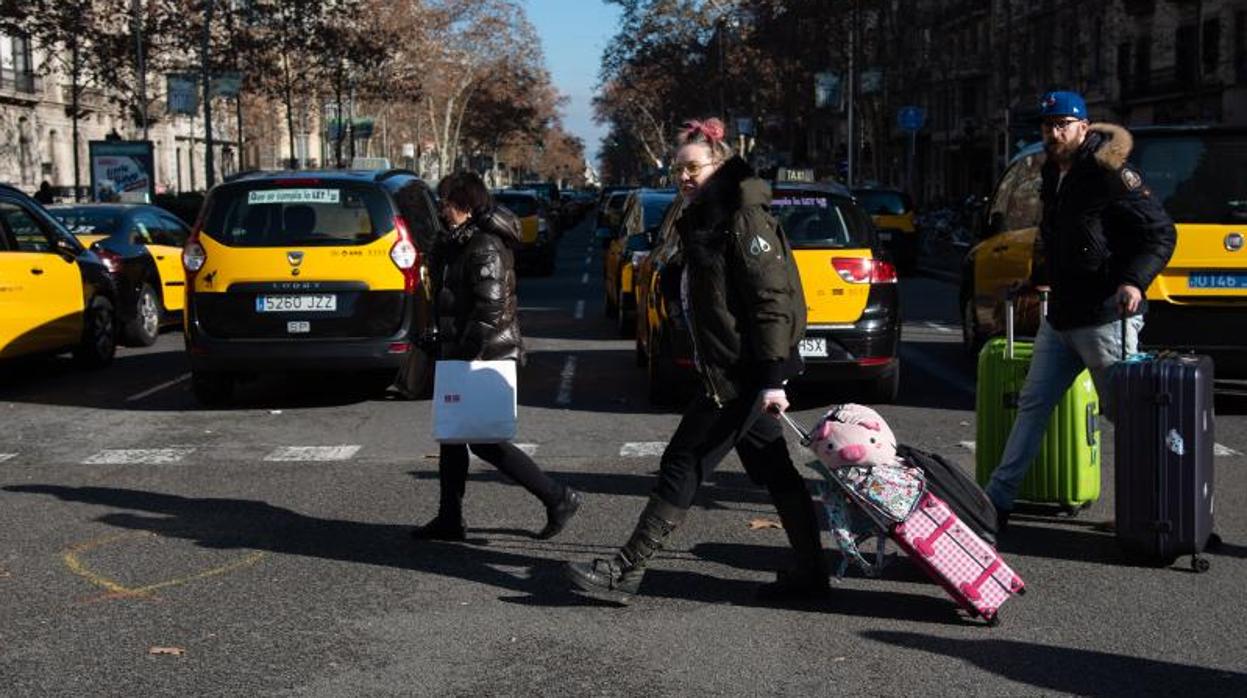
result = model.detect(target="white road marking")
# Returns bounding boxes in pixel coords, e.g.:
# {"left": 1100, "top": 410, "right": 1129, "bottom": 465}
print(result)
{"left": 959, "top": 441, "right": 977, "bottom": 452}
{"left": 0, "top": 453, "right": 16, "bottom": 463}
{"left": 584, "top": 256, "right": 592, "bottom": 266}
{"left": 924, "top": 321, "right": 956, "bottom": 334}
{"left": 556, "top": 356, "right": 578, "bottom": 406}
{"left": 581, "top": 272, "right": 589, "bottom": 284}
{"left": 515, "top": 443, "right": 539, "bottom": 456}
{"left": 1214, "top": 443, "right": 1242, "bottom": 457}
{"left": 620, "top": 442, "right": 667, "bottom": 457}
{"left": 263, "top": 445, "right": 361, "bottom": 462}
{"left": 84, "top": 448, "right": 195, "bottom": 465}
{"left": 125, "top": 373, "right": 191, "bottom": 402}
{"left": 574, "top": 300, "right": 585, "bottom": 320}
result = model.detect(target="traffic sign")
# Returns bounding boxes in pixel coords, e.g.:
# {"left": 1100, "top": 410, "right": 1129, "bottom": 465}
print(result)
{"left": 897, "top": 106, "right": 926, "bottom": 132}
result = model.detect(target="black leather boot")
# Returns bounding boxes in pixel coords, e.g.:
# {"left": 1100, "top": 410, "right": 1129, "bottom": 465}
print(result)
{"left": 564, "top": 495, "right": 686, "bottom": 603}
{"left": 755, "top": 489, "right": 830, "bottom": 602}
{"left": 410, "top": 513, "right": 466, "bottom": 542}
{"left": 537, "top": 486, "right": 582, "bottom": 540}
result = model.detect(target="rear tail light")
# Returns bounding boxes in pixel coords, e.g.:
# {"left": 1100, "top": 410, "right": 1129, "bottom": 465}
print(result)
{"left": 832, "top": 257, "right": 898, "bottom": 284}
{"left": 388, "top": 342, "right": 412, "bottom": 354}
{"left": 390, "top": 216, "right": 421, "bottom": 293}
{"left": 857, "top": 357, "right": 894, "bottom": 366}
{"left": 95, "top": 247, "right": 123, "bottom": 274}
{"left": 183, "top": 232, "right": 206, "bottom": 273}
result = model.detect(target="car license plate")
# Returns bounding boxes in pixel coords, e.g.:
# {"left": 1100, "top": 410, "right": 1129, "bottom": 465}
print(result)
{"left": 1188, "top": 272, "right": 1247, "bottom": 289}
{"left": 255, "top": 294, "right": 337, "bottom": 312}
{"left": 877, "top": 231, "right": 893, "bottom": 242}
{"left": 287, "top": 321, "right": 310, "bottom": 333}
{"left": 799, "top": 337, "right": 827, "bottom": 358}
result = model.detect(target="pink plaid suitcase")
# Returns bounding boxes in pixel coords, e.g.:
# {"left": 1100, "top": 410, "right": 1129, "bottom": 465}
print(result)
{"left": 893, "top": 492, "right": 1026, "bottom": 624}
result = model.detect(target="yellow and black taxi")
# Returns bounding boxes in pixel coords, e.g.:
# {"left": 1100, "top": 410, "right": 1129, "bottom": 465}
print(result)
{"left": 853, "top": 186, "right": 918, "bottom": 271}
{"left": 961, "top": 126, "right": 1247, "bottom": 380}
{"left": 183, "top": 169, "right": 440, "bottom": 405}
{"left": 636, "top": 180, "right": 902, "bottom": 405}
{"left": 603, "top": 188, "right": 676, "bottom": 338}
{"left": 593, "top": 188, "right": 636, "bottom": 248}
{"left": 0, "top": 183, "right": 118, "bottom": 367}
{"left": 494, "top": 189, "right": 556, "bottom": 276}
{"left": 49, "top": 203, "right": 189, "bottom": 346}
{"left": 778, "top": 180, "right": 902, "bottom": 401}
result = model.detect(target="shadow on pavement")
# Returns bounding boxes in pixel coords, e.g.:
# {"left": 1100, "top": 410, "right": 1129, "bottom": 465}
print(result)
{"left": 861, "top": 630, "right": 1247, "bottom": 695}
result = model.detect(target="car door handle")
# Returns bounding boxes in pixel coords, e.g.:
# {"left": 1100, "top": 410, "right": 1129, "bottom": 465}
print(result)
{"left": 30, "top": 267, "right": 44, "bottom": 275}
{"left": 992, "top": 245, "right": 1009, "bottom": 253}
{"left": 156, "top": 255, "right": 165, "bottom": 260}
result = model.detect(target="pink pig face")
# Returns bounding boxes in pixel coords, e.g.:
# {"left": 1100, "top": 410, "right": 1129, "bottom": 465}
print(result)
{"left": 812, "top": 405, "right": 898, "bottom": 469}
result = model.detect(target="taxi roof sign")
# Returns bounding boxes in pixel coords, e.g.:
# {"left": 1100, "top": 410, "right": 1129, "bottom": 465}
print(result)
{"left": 776, "top": 167, "right": 816, "bottom": 183}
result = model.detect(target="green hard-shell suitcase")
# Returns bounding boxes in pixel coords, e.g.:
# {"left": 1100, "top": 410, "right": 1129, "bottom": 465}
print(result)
{"left": 974, "top": 295, "right": 1101, "bottom": 512}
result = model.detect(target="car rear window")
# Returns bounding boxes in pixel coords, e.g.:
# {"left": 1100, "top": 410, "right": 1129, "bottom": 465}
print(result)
{"left": 202, "top": 182, "right": 394, "bottom": 247}
{"left": 52, "top": 208, "right": 122, "bottom": 236}
{"left": 494, "top": 194, "right": 539, "bottom": 218}
{"left": 853, "top": 189, "right": 911, "bottom": 216}
{"left": 772, "top": 190, "right": 874, "bottom": 248}
{"left": 642, "top": 194, "right": 677, "bottom": 229}
{"left": 1131, "top": 133, "right": 1247, "bottom": 224}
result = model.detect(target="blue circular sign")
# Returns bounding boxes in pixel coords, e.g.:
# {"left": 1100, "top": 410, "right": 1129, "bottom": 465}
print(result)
{"left": 897, "top": 106, "right": 926, "bottom": 132}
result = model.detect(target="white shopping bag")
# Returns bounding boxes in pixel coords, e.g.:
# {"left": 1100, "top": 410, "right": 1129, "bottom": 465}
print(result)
{"left": 432, "top": 360, "right": 518, "bottom": 443}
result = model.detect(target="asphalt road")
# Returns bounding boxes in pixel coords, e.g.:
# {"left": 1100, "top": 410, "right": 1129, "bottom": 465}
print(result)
{"left": 2, "top": 217, "right": 1246, "bottom": 696}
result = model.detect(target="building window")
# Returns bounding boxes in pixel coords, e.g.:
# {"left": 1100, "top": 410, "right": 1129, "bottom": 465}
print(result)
{"left": 1118, "top": 42, "right": 1132, "bottom": 94}
{"left": 1176, "top": 24, "right": 1199, "bottom": 83}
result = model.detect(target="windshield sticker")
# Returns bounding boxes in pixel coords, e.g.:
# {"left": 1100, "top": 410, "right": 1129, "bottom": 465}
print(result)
{"left": 772, "top": 196, "right": 829, "bottom": 208}
{"left": 248, "top": 189, "right": 341, "bottom": 205}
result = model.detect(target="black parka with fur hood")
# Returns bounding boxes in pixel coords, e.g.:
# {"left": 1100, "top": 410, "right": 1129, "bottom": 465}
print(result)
{"left": 670, "top": 156, "right": 807, "bottom": 404}
{"left": 1032, "top": 122, "right": 1177, "bottom": 330}
{"left": 435, "top": 207, "right": 525, "bottom": 362}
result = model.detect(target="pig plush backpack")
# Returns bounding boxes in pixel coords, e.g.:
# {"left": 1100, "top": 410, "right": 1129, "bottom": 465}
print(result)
{"left": 805, "top": 404, "right": 925, "bottom": 577}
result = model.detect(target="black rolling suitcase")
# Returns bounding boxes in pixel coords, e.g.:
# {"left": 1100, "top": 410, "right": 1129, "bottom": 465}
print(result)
{"left": 1112, "top": 344, "right": 1217, "bottom": 572}
{"left": 897, "top": 444, "right": 998, "bottom": 544}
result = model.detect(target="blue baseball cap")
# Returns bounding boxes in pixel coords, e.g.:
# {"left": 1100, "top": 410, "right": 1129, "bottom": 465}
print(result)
{"left": 1039, "top": 91, "right": 1087, "bottom": 120}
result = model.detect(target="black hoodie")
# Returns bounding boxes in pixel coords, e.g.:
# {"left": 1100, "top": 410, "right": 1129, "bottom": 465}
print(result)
{"left": 435, "top": 206, "right": 525, "bottom": 362}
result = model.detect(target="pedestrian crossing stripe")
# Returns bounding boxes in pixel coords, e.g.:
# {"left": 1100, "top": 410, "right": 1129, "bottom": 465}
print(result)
{"left": 620, "top": 442, "right": 666, "bottom": 457}
{"left": 83, "top": 448, "right": 196, "bottom": 465}
{"left": 957, "top": 440, "right": 1240, "bottom": 457}
{"left": 0, "top": 453, "right": 16, "bottom": 463}
{"left": 263, "top": 445, "right": 362, "bottom": 462}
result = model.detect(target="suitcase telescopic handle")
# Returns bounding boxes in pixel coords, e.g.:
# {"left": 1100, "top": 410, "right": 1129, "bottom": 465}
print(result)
{"left": 772, "top": 407, "right": 812, "bottom": 446}
{"left": 1004, "top": 288, "right": 1048, "bottom": 359}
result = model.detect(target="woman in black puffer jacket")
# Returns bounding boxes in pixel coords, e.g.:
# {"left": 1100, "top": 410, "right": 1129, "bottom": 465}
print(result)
{"left": 412, "top": 171, "right": 580, "bottom": 541}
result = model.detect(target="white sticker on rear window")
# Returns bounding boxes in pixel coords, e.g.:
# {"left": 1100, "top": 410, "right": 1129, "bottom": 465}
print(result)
{"left": 247, "top": 189, "right": 341, "bottom": 205}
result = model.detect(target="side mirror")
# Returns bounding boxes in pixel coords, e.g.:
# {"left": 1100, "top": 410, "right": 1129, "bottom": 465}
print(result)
{"left": 594, "top": 227, "right": 614, "bottom": 249}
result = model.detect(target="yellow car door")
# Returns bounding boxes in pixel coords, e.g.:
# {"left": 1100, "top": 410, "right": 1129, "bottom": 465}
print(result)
{"left": 0, "top": 201, "right": 83, "bottom": 357}
{"left": 142, "top": 210, "right": 190, "bottom": 312}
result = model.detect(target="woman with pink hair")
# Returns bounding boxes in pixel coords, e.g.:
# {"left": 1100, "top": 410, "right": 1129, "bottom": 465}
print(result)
{"left": 565, "top": 118, "right": 825, "bottom": 604}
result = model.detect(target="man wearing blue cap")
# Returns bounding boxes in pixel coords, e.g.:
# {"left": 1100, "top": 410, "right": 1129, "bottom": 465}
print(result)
{"left": 985, "top": 91, "right": 1177, "bottom": 528}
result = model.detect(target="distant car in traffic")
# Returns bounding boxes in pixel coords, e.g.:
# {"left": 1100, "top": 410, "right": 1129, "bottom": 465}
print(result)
{"left": 495, "top": 189, "right": 556, "bottom": 276}
{"left": 49, "top": 203, "right": 190, "bottom": 346}
{"left": 853, "top": 186, "right": 918, "bottom": 272}
{"left": 602, "top": 188, "right": 677, "bottom": 338}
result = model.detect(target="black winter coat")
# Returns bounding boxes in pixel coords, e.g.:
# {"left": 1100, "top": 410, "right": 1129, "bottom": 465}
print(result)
{"left": 668, "top": 156, "right": 807, "bottom": 404}
{"left": 435, "top": 207, "right": 525, "bottom": 362}
{"left": 1032, "top": 123, "right": 1176, "bottom": 330}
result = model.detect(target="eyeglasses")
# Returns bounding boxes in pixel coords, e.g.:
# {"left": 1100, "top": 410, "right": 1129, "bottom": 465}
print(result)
{"left": 1041, "top": 118, "right": 1084, "bottom": 132}
{"left": 672, "top": 160, "right": 714, "bottom": 176}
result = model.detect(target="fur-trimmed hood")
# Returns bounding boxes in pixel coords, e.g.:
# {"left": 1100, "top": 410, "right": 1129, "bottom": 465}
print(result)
{"left": 678, "top": 156, "right": 770, "bottom": 236}
{"left": 1084, "top": 122, "right": 1133, "bottom": 170}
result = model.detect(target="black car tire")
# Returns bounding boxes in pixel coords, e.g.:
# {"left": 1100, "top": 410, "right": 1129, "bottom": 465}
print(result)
{"left": 123, "top": 283, "right": 161, "bottom": 347}
{"left": 192, "top": 371, "right": 236, "bottom": 407}
{"left": 73, "top": 295, "right": 117, "bottom": 368}
{"left": 866, "top": 362, "right": 900, "bottom": 404}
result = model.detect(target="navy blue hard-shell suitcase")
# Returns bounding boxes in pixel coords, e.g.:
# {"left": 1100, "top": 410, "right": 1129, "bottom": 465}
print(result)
{"left": 1112, "top": 351, "right": 1217, "bottom": 572}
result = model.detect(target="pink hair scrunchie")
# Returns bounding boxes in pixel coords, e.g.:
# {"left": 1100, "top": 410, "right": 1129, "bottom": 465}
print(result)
{"left": 681, "top": 118, "right": 726, "bottom": 144}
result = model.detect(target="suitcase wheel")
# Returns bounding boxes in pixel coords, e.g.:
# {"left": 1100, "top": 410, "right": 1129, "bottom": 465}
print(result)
{"left": 985, "top": 612, "right": 1001, "bottom": 627}
{"left": 1191, "top": 556, "right": 1211, "bottom": 574}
